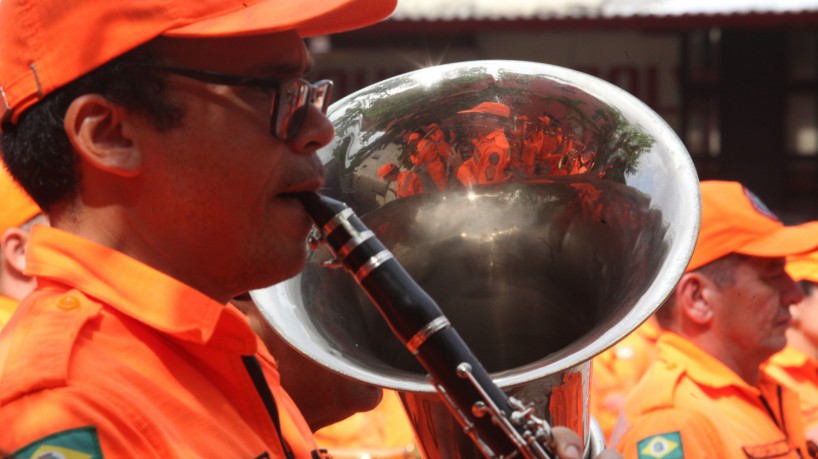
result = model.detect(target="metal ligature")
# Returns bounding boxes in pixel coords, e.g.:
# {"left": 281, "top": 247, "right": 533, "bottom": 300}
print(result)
{"left": 252, "top": 60, "right": 700, "bottom": 458}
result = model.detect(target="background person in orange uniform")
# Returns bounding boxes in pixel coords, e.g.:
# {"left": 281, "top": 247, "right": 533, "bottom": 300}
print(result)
{"left": 230, "top": 293, "right": 384, "bottom": 432}
{"left": 232, "top": 293, "right": 420, "bottom": 459}
{"left": 764, "top": 250, "right": 818, "bottom": 450}
{"left": 378, "top": 163, "right": 423, "bottom": 198}
{"left": 411, "top": 124, "right": 452, "bottom": 191}
{"left": 314, "top": 390, "right": 421, "bottom": 459}
{"left": 456, "top": 102, "right": 513, "bottom": 186}
{"left": 0, "top": 165, "right": 44, "bottom": 330}
{"left": 590, "top": 315, "right": 662, "bottom": 443}
{"left": 611, "top": 180, "right": 818, "bottom": 459}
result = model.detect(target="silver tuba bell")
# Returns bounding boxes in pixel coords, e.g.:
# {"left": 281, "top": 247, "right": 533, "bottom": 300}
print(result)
{"left": 252, "top": 60, "right": 700, "bottom": 458}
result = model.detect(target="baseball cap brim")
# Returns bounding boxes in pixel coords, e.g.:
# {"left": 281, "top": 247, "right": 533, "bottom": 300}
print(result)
{"left": 0, "top": 0, "right": 396, "bottom": 123}
{"left": 165, "top": 0, "right": 396, "bottom": 38}
{"left": 738, "top": 221, "right": 818, "bottom": 258}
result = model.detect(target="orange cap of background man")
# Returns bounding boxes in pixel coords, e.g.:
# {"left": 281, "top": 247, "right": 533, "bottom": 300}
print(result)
{"left": 377, "top": 164, "right": 396, "bottom": 181}
{"left": 0, "top": 0, "right": 397, "bottom": 124}
{"left": 457, "top": 102, "right": 511, "bottom": 119}
{"left": 786, "top": 250, "right": 818, "bottom": 283}
{"left": 686, "top": 180, "right": 818, "bottom": 272}
{"left": 0, "top": 165, "right": 40, "bottom": 236}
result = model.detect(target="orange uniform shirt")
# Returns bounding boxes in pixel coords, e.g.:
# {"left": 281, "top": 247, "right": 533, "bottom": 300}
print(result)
{"left": 0, "top": 294, "right": 17, "bottom": 331}
{"left": 413, "top": 131, "right": 451, "bottom": 191}
{"left": 0, "top": 226, "right": 319, "bottom": 459}
{"left": 315, "top": 390, "right": 419, "bottom": 459}
{"left": 764, "top": 346, "right": 818, "bottom": 441}
{"left": 456, "top": 129, "right": 511, "bottom": 187}
{"left": 396, "top": 170, "right": 423, "bottom": 198}
{"left": 591, "top": 317, "right": 661, "bottom": 443}
{"left": 611, "top": 332, "right": 808, "bottom": 459}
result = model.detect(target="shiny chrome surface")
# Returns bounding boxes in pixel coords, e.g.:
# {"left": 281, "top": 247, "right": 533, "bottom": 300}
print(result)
{"left": 252, "top": 60, "right": 700, "bottom": 458}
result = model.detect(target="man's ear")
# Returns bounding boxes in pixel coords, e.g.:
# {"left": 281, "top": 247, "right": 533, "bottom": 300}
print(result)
{"left": 1, "top": 227, "right": 29, "bottom": 275}
{"left": 64, "top": 94, "right": 142, "bottom": 177}
{"left": 677, "top": 272, "right": 714, "bottom": 325}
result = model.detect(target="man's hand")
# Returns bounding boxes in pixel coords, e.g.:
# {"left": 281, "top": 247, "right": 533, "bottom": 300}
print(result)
{"left": 552, "top": 426, "right": 623, "bottom": 459}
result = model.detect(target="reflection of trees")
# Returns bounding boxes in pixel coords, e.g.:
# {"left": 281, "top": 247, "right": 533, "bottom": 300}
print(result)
{"left": 592, "top": 109, "right": 654, "bottom": 177}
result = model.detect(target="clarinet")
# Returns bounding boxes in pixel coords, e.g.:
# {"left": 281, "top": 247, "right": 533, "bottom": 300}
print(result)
{"left": 292, "top": 191, "right": 557, "bottom": 459}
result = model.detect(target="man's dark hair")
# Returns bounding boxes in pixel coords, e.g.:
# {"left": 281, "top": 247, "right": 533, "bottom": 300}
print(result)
{"left": 1, "top": 39, "right": 183, "bottom": 211}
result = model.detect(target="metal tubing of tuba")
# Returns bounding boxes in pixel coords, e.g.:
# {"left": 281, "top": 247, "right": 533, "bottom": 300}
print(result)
{"left": 293, "top": 191, "right": 556, "bottom": 458}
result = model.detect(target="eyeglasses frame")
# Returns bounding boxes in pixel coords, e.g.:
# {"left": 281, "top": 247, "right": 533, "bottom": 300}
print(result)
{"left": 121, "top": 62, "right": 333, "bottom": 141}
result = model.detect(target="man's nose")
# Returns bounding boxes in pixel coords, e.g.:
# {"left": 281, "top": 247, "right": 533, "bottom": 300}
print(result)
{"left": 782, "top": 274, "right": 805, "bottom": 306}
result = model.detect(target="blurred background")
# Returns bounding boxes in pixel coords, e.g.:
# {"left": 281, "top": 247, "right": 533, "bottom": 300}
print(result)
{"left": 304, "top": 0, "right": 818, "bottom": 221}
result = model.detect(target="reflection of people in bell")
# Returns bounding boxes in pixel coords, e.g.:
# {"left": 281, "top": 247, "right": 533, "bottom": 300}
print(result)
{"left": 455, "top": 102, "right": 513, "bottom": 187}
{"left": 520, "top": 117, "right": 544, "bottom": 177}
{"left": 411, "top": 124, "right": 452, "bottom": 191}
{"left": 378, "top": 163, "right": 423, "bottom": 198}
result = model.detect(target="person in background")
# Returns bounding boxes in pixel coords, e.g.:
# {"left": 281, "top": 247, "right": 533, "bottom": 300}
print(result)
{"left": 411, "top": 123, "right": 451, "bottom": 191}
{"left": 456, "top": 102, "right": 513, "bottom": 186}
{"left": 314, "top": 390, "right": 420, "bottom": 459}
{"left": 378, "top": 163, "right": 423, "bottom": 198}
{"left": 0, "top": 165, "right": 44, "bottom": 329}
{"left": 230, "top": 292, "right": 383, "bottom": 432}
{"left": 590, "top": 315, "right": 661, "bottom": 443}
{"left": 611, "top": 180, "right": 818, "bottom": 459}
{"left": 763, "top": 249, "right": 818, "bottom": 452}
{"left": 232, "top": 293, "right": 420, "bottom": 459}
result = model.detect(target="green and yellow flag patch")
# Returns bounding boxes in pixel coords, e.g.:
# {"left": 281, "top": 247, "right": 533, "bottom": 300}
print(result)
{"left": 11, "top": 426, "right": 103, "bottom": 459}
{"left": 637, "top": 431, "right": 684, "bottom": 459}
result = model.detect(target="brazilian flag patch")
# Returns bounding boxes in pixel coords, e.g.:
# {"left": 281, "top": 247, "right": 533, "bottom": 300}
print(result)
{"left": 637, "top": 431, "right": 684, "bottom": 459}
{"left": 11, "top": 426, "right": 103, "bottom": 459}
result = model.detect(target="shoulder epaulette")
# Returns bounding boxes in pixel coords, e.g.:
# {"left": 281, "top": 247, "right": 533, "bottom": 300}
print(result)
{"left": 0, "top": 290, "right": 102, "bottom": 404}
{"left": 627, "top": 359, "right": 685, "bottom": 416}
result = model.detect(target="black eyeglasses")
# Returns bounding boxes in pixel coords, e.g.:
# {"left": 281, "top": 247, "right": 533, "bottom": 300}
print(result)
{"left": 122, "top": 63, "right": 333, "bottom": 141}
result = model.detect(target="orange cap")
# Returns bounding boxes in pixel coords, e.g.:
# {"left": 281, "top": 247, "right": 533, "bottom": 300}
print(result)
{"left": 0, "top": 0, "right": 397, "bottom": 123}
{"left": 687, "top": 180, "right": 818, "bottom": 272}
{"left": 0, "top": 165, "right": 41, "bottom": 236}
{"left": 786, "top": 250, "right": 818, "bottom": 283}
{"left": 457, "top": 102, "right": 511, "bottom": 119}
{"left": 377, "top": 163, "right": 396, "bottom": 181}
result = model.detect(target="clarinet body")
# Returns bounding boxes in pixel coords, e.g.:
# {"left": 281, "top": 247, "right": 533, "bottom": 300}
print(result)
{"left": 293, "top": 191, "right": 557, "bottom": 459}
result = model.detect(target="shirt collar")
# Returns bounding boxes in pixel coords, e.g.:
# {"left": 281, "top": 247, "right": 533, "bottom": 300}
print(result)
{"left": 766, "top": 345, "right": 814, "bottom": 369}
{"left": 658, "top": 332, "right": 759, "bottom": 393}
{"left": 25, "top": 226, "right": 258, "bottom": 354}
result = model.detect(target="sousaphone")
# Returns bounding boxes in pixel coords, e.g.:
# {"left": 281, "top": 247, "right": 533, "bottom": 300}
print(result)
{"left": 252, "top": 60, "right": 700, "bottom": 458}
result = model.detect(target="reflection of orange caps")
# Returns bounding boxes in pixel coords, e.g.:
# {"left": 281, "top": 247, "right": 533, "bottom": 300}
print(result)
{"left": 0, "top": 166, "right": 40, "bottom": 235}
{"left": 0, "top": 0, "right": 397, "bottom": 124}
{"left": 687, "top": 180, "right": 818, "bottom": 272}
{"left": 377, "top": 164, "right": 396, "bottom": 181}
{"left": 457, "top": 102, "right": 511, "bottom": 119}
{"left": 787, "top": 250, "right": 818, "bottom": 283}
{"left": 538, "top": 115, "right": 552, "bottom": 124}
{"left": 407, "top": 133, "right": 420, "bottom": 142}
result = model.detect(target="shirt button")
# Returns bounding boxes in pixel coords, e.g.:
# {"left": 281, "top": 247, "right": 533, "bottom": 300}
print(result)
{"left": 58, "top": 296, "right": 80, "bottom": 311}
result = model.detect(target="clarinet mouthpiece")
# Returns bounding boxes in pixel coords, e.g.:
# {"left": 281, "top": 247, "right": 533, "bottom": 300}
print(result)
{"left": 286, "top": 192, "right": 349, "bottom": 228}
